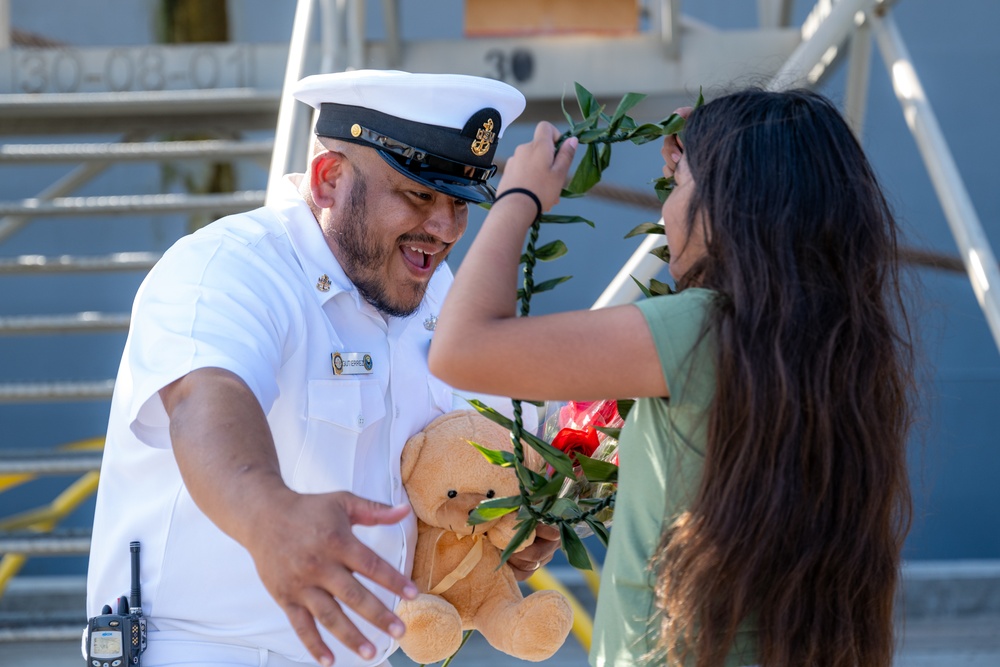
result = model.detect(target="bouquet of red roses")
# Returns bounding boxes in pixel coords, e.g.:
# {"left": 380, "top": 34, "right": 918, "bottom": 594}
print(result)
{"left": 538, "top": 399, "right": 627, "bottom": 533}
{"left": 466, "top": 396, "right": 628, "bottom": 570}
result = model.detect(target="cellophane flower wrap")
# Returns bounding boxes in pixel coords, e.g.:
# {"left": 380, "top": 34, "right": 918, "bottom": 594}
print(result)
{"left": 538, "top": 399, "right": 624, "bottom": 534}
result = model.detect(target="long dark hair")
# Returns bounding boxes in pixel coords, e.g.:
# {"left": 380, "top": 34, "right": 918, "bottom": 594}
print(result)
{"left": 649, "top": 89, "right": 915, "bottom": 667}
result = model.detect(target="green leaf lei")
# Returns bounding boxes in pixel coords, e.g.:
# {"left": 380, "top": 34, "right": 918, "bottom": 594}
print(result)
{"left": 473, "top": 83, "right": 705, "bottom": 571}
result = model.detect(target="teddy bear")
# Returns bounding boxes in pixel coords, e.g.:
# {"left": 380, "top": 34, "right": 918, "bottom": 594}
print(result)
{"left": 396, "top": 410, "right": 574, "bottom": 664}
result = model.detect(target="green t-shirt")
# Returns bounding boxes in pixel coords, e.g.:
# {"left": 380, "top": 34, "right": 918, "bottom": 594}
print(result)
{"left": 589, "top": 288, "right": 757, "bottom": 667}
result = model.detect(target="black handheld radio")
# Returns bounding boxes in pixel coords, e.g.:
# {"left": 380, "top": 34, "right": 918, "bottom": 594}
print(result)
{"left": 85, "top": 541, "right": 147, "bottom": 666}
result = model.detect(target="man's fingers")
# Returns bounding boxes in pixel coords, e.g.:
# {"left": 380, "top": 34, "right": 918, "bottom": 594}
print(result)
{"left": 534, "top": 523, "right": 559, "bottom": 541}
{"left": 343, "top": 496, "right": 411, "bottom": 527}
{"left": 339, "top": 538, "right": 419, "bottom": 602}
{"left": 286, "top": 602, "right": 335, "bottom": 667}
{"left": 300, "top": 587, "right": 379, "bottom": 662}
{"left": 509, "top": 562, "right": 537, "bottom": 582}
{"left": 323, "top": 566, "right": 407, "bottom": 643}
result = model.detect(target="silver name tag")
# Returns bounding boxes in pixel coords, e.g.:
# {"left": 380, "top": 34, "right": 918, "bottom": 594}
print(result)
{"left": 332, "top": 352, "right": 374, "bottom": 375}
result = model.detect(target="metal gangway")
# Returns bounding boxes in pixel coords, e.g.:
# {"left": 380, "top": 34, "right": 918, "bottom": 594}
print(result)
{"left": 1, "top": 0, "right": 995, "bottom": 644}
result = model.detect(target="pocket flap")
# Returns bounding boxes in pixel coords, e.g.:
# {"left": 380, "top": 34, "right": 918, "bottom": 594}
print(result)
{"left": 307, "top": 379, "right": 386, "bottom": 433}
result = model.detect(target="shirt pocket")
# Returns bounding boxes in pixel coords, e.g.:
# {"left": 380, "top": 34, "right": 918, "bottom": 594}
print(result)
{"left": 290, "top": 378, "right": 386, "bottom": 491}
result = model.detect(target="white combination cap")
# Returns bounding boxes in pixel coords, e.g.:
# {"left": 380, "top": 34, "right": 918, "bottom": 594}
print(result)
{"left": 293, "top": 70, "right": 527, "bottom": 203}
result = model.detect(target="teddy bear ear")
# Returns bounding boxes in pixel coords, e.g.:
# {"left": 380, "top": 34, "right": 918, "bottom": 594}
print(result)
{"left": 401, "top": 431, "right": 424, "bottom": 484}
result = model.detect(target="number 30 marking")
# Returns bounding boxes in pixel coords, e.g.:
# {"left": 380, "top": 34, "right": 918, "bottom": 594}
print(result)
{"left": 484, "top": 49, "right": 534, "bottom": 84}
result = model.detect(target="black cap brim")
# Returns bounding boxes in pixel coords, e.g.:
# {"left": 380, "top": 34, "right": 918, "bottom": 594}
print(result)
{"left": 315, "top": 103, "right": 500, "bottom": 204}
{"left": 375, "top": 149, "right": 497, "bottom": 204}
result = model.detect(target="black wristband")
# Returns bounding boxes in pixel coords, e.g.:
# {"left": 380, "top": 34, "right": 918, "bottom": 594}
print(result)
{"left": 493, "top": 188, "right": 542, "bottom": 222}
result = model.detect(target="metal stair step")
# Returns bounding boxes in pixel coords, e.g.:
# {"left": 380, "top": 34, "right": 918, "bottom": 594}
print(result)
{"left": 0, "top": 450, "right": 102, "bottom": 476}
{"left": 0, "top": 139, "right": 273, "bottom": 163}
{"left": 0, "top": 313, "right": 130, "bottom": 335}
{"left": 0, "top": 529, "right": 91, "bottom": 556}
{"left": 0, "top": 623, "right": 85, "bottom": 643}
{"left": 0, "top": 252, "right": 160, "bottom": 274}
{"left": 0, "top": 88, "right": 280, "bottom": 135}
{"left": 0, "top": 380, "right": 115, "bottom": 403}
{"left": 0, "top": 190, "right": 265, "bottom": 217}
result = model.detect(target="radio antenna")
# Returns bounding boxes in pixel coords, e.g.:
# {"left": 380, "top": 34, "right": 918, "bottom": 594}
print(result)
{"left": 129, "top": 541, "right": 142, "bottom": 613}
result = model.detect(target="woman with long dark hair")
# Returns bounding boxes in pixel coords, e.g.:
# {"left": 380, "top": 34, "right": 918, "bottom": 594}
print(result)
{"left": 429, "top": 88, "right": 915, "bottom": 667}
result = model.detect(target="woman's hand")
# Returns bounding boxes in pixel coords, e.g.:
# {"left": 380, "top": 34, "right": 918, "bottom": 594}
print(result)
{"left": 497, "top": 121, "right": 578, "bottom": 213}
{"left": 661, "top": 106, "right": 693, "bottom": 178}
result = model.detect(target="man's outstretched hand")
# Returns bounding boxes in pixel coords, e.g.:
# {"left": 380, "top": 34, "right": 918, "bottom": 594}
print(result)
{"left": 246, "top": 490, "right": 418, "bottom": 667}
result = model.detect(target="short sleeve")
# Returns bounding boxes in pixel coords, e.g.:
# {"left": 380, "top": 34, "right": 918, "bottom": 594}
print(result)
{"left": 126, "top": 231, "right": 296, "bottom": 447}
{"left": 634, "top": 288, "right": 716, "bottom": 406}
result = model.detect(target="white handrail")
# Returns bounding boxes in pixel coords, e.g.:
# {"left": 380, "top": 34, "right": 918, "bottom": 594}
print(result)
{"left": 872, "top": 13, "right": 1000, "bottom": 352}
{"left": 591, "top": 232, "right": 667, "bottom": 309}
{"left": 265, "top": 0, "right": 318, "bottom": 206}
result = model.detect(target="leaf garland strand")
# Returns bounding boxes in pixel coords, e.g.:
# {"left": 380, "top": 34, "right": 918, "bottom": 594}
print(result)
{"left": 470, "top": 83, "right": 704, "bottom": 572}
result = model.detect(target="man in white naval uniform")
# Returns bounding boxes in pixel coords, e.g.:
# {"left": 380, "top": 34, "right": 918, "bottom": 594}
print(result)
{"left": 86, "top": 70, "right": 556, "bottom": 667}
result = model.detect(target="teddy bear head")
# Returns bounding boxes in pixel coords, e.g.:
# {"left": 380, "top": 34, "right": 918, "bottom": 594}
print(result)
{"left": 401, "top": 410, "right": 529, "bottom": 536}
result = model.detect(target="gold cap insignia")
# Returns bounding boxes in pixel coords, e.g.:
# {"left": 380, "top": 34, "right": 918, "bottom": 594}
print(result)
{"left": 470, "top": 118, "right": 495, "bottom": 157}
{"left": 317, "top": 274, "right": 331, "bottom": 292}
{"left": 350, "top": 123, "right": 362, "bottom": 138}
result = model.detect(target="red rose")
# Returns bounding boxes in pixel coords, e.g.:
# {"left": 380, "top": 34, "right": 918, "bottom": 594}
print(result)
{"left": 551, "top": 425, "right": 600, "bottom": 462}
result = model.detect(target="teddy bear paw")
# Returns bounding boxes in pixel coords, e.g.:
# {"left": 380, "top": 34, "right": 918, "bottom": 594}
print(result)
{"left": 509, "top": 590, "right": 575, "bottom": 661}
{"left": 397, "top": 593, "right": 464, "bottom": 664}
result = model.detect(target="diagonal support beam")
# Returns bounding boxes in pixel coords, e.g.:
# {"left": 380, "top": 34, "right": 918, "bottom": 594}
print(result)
{"left": 844, "top": 13, "right": 872, "bottom": 137}
{"left": 872, "top": 13, "right": 1000, "bottom": 353}
{"left": 595, "top": 0, "right": 872, "bottom": 309}
{"left": 768, "top": 0, "right": 876, "bottom": 91}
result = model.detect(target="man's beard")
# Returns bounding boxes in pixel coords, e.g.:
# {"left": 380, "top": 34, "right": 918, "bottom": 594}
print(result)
{"left": 336, "top": 176, "right": 431, "bottom": 318}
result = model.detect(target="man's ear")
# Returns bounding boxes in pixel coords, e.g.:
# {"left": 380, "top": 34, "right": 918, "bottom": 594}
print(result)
{"left": 309, "top": 149, "right": 346, "bottom": 209}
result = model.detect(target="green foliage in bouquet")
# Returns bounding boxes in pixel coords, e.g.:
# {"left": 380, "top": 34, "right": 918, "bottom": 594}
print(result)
{"left": 470, "top": 83, "right": 704, "bottom": 572}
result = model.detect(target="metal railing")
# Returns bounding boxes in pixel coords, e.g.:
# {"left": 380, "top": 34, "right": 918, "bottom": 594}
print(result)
{"left": 0, "top": 437, "right": 104, "bottom": 598}
{"left": 0, "top": 191, "right": 265, "bottom": 218}
{"left": 595, "top": 0, "right": 1000, "bottom": 354}
{"left": 0, "top": 140, "right": 272, "bottom": 163}
{"left": 0, "top": 313, "right": 130, "bottom": 335}
{"left": 0, "top": 252, "right": 161, "bottom": 274}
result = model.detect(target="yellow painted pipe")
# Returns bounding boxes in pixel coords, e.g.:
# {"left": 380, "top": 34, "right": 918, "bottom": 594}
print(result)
{"left": 0, "top": 473, "right": 33, "bottom": 495}
{"left": 526, "top": 566, "right": 594, "bottom": 652}
{"left": 0, "top": 436, "right": 103, "bottom": 493}
{"left": 582, "top": 549, "right": 602, "bottom": 599}
{"left": 0, "top": 471, "right": 100, "bottom": 531}
{"left": 0, "top": 471, "right": 101, "bottom": 596}
{"left": 0, "top": 554, "right": 28, "bottom": 597}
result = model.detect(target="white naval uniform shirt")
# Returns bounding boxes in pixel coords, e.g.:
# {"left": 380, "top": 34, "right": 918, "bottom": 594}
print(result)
{"left": 86, "top": 175, "right": 455, "bottom": 666}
